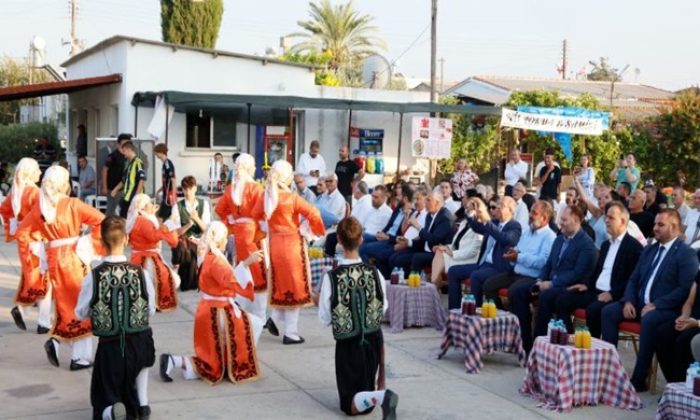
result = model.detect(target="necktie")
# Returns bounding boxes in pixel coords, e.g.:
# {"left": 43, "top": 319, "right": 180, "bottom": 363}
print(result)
{"left": 453, "top": 223, "right": 471, "bottom": 251}
{"left": 640, "top": 245, "right": 666, "bottom": 303}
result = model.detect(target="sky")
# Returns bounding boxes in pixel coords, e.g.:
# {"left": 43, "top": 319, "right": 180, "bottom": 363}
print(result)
{"left": 1, "top": 0, "right": 699, "bottom": 91}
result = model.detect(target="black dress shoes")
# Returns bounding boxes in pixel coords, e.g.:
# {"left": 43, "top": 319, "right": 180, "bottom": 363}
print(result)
{"left": 159, "top": 354, "right": 173, "bottom": 382}
{"left": 44, "top": 339, "right": 59, "bottom": 367}
{"left": 381, "top": 389, "right": 399, "bottom": 420}
{"left": 138, "top": 405, "right": 151, "bottom": 420}
{"left": 37, "top": 325, "right": 50, "bottom": 335}
{"left": 282, "top": 335, "right": 305, "bottom": 345}
{"left": 70, "top": 360, "right": 93, "bottom": 371}
{"left": 11, "top": 306, "right": 26, "bottom": 331}
{"left": 265, "top": 318, "right": 280, "bottom": 336}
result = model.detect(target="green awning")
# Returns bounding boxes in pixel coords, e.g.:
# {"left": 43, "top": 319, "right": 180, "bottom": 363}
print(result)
{"left": 131, "top": 91, "right": 501, "bottom": 115}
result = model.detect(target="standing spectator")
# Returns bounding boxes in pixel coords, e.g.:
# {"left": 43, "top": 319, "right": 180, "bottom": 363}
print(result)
{"left": 103, "top": 134, "right": 130, "bottom": 216}
{"left": 683, "top": 189, "right": 700, "bottom": 247}
{"left": 628, "top": 190, "right": 655, "bottom": 239}
{"left": 110, "top": 141, "right": 146, "bottom": 219}
{"left": 75, "top": 124, "right": 87, "bottom": 160}
{"left": 33, "top": 136, "right": 57, "bottom": 178}
{"left": 226, "top": 152, "right": 241, "bottom": 184}
{"left": 77, "top": 155, "right": 96, "bottom": 200}
{"left": 335, "top": 145, "right": 363, "bottom": 204}
{"left": 511, "top": 182, "right": 530, "bottom": 228}
{"left": 504, "top": 150, "right": 528, "bottom": 196}
{"left": 574, "top": 154, "right": 595, "bottom": 199}
{"left": 610, "top": 153, "right": 641, "bottom": 192}
{"left": 451, "top": 158, "right": 479, "bottom": 200}
{"left": 672, "top": 186, "right": 689, "bottom": 222}
{"left": 293, "top": 173, "right": 317, "bottom": 204}
{"left": 154, "top": 143, "right": 177, "bottom": 220}
{"left": 297, "top": 140, "right": 326, "bottom": 195}
{"left": 537, "top": 148, "right": 561, "bottom": 201}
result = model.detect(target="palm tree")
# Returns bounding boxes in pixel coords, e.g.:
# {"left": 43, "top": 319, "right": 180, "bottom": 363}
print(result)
{"left": 287, "top": 0, "right": 385, "bottom": 77}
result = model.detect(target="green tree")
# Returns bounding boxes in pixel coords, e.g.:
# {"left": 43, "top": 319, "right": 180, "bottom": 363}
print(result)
{"left": 0, "top": 56, "right": 51, "bottom": 125}
{"left": 0, "top": 122, "right": 59, "bottom": 165}
{"left": 287, "top": 0, "right": 385, "bottom": 84}
{"left": 278, "top": 50, "right": 340, "bottom": 86}
{"left": 653, "top": 91, "right": 700, "bottom": 187}
{"left": 587, "top": 57, "right": 619, "bottom": 82}
{"left": 161, "top": 0, "right": 223, "bottom": 49}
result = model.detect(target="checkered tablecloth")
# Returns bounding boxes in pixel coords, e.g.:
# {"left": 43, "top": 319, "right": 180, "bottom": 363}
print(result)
{"left": 656, "top": 382, "right": 700, "bottom": 420}
{"left": 382, "top": 282, "right": 446, "bottom": 334}
{"left": 309, "top": 257, "right": 334, "bottom": 291}
{"left": 520, "top": 336, "right": 642, "bottom": 412}
{"left": 438, "top": 309, "right": 527, "bottom": 373}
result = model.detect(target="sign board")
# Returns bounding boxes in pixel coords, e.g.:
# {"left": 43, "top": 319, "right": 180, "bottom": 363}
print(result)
{"left": 500, "top": 108, "right": 605, "bottom": 136}
{"left": 411, "top": 117, "right": 453, "bottom": 159}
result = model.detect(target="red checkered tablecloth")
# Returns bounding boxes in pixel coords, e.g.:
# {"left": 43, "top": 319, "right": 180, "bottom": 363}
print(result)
{"left": 382, "top": 282, "right": 446, "bottom": 334}
{"left": 309, "top": 257, "right": 333, "bottom": 291}
{"left": 656, "top": 382, "right": 700, "bottom": 420}
{"left": 520, "top": 336, "right": 643, "bottom": 412}
{"left": 438, "top": 309, "right": 526, "bottom": 373}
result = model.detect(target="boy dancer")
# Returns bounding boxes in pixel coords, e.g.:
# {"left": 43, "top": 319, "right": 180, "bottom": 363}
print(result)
{"left": 316, "top": 217, "right": 398, "bottom": 419}
{"left": 76, "top": 216, "right": 156, "bottom": 420}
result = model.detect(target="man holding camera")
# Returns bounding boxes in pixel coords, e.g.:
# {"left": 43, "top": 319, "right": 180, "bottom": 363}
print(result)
{"left": 610, "top": 153, "right": 641, "bottom": 193}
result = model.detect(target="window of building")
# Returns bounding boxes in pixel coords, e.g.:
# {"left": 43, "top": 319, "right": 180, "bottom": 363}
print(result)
{"left": 186, "top": 112, "right": 211, "bottom": 148}
{"left": 186, "top": 111, "right": 239, "bottom": 149}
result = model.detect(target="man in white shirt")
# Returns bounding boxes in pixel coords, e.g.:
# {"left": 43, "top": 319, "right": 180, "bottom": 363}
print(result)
{"left": 682, "top": 189, "right": 700, "bottom": 247}
{"left": 511, "top": 182, "right": 530, "bottom": 228}
{"left": 504, "top": 149, "right": 529, "bottom": 196}
{"left": 438, "top": 180, "right": 460, "bottom": 214}
{"left": 316, "top": 173, "right": 346, "bottom": 228}
{"left": 296, "top": 140, "right": 326, "bottom": 194}
{"left": 672, "top": 186, "right": 690, "bottom": 223}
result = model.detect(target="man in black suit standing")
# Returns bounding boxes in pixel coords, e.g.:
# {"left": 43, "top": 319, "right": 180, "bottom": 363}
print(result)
{"left": 388, "top": 192, "right": 453, "bottom": 275}
{"left": 553, "top": 201, "right": 643, "bottom": 337}
{"left": 601, "top": 208, "right": 699, "bottom": 391}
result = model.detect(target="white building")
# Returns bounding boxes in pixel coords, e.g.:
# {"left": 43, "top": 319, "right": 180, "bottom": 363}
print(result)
{"left": 60, "top": 35, "right": 456, "bottom": 193}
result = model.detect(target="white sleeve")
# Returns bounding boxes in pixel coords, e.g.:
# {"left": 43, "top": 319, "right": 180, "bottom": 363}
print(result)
{"left": 171, "top": 202, "right": 182, "bottom": 227}
{"left": 75, "top": 271, "right": 94, "bottom": 320}
{"left": 377, "top": 270, "right": 388, "bottom": 315}
{"left": 143, "top": 270, "right": 157, "bottom": 316}
{"left": 318, "top": 273, "right": 332, "bottom": 326}
{"left": 201, "top": 200, "right": 212, "bottom": 226}
{"left": 319, "top": 155, "right": 327, "bottom": 175}
{"left": 233, "top": 261, "right": 253, "bottom": 289}
{"left": 297, "top": 154, "right": 308, "bottom": 174}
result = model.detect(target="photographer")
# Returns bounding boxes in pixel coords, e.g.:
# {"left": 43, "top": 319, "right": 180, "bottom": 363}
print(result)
{"left": 610, "top": 153, "right": 641, "bottom": 193}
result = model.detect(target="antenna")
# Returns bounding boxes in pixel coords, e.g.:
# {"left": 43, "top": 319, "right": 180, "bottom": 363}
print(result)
{"left": 361, "top": 55, "right": 391, "bottom": 89}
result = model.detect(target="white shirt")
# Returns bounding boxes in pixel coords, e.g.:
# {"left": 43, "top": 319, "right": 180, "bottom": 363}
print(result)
{"left": 595, "top": 234, "right": 624, "bottom": 292}
{"left": 318, "top": 258, "right": 388, "bottom": 326}
{"left": 676, "top": 203, "right": 690, "bottom": 224}
{"left": 683, "top": 209, "right": 700, "bottom": 246}
{"left": 350, "top": 194, "right": 372, "bottom": 221}
{"left": 296, "top": 152, "right": 327, "bottom": 187}
{"left": 318, "top": 189, "right": 346, "bottom": 221}
{"left": 644, "top": 237, "right": 677, "bottom": 304}
{"left": 514, "top": 199, "right": 529, "bottom": 228}
{"left": 354, "top": 201, "right": 392, "bottom": 236}
{"left": 405, "top": 209, "right": 428, "bottom": 244}
{"left": 75, "top": 255, "right": 156, "bottom": 320}
{"left": 444, "top": 197, "right": 460, "bottom": 214}
{"left": 171, "top": 197, "right": 211, "bottom": 230}
{"left": 504, "top": 160, "right": 529, "bottom": 186}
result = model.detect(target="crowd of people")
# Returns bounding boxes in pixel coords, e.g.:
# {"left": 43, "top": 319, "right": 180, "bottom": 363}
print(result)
{"left": 4, "top": 135, "right": 700, "bottom": 418}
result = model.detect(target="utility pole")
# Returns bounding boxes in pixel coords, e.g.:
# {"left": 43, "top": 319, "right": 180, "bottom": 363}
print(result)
{"left": 439, "top": 57, "right": 445, "bottom": 93}
{"left": 430, "top": 0, "right": 437, "bottom": 103}
{"left": 561, "top": 39, "right": 568, "bottom": 80}
{"left": 69, "top": 0, "right": 78, "bottom": 56}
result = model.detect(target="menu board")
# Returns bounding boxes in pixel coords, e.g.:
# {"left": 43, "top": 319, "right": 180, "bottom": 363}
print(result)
{"left": 411, "top": 117, "right": 453, "bottom": 158}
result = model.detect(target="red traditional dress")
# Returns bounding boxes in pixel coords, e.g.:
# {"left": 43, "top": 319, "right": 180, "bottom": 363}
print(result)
{"left": 16, "top": 197, "right": 104, "bottom": 341}
{"left": 191, "top": 251, "right": 260, "bottom": 384}
{"left": 0, "top": 185, "right": 48, "bottom": 306}
{"left": 215, "top": 182, "right": 266, "bottom": 291}
{"left": 252, "top": 191, "right": 325, "bottom": 308}
{"left": 129, "top": 215, "right": 179, "bottom": 311}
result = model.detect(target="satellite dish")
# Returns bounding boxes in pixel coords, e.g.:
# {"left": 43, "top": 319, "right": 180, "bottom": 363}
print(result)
{"left": 362, "top": 54, "right": 391, "bottom": 89}
{"left": 30, "top": 35, "right": 46, "bottom": 67}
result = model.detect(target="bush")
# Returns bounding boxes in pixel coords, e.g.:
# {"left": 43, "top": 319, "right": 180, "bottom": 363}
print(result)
{"left": 0, "top": 122, "right": 61, "bottom": 164}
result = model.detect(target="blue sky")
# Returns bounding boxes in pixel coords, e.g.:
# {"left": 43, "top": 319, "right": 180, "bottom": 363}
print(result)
{"left": 1, "top": 0, "right": 698, "bottom": 91}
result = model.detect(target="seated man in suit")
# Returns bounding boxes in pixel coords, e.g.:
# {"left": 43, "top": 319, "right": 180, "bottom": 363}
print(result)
{"left": 553, "top": 201, "right": 643, "bottom": 337}
{"left": 510, "top": 204, "right": 597, "bottom": 353}
{"left": 482, "top": 200, "right": 557, "bottom": 307}
{"left": 447, "top": 196, "right": 522, "bottom": 309}
{"left": 388, "top": 191, "right": 453, "bottom": 275}
{"left": 601, "top": 208, "right": 699, "bottom": 392}
{"left": 359, "top": 184, "right": 415, "bottom": 277}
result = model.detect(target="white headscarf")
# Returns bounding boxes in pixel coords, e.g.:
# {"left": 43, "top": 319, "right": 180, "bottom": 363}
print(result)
{"left": 231, "top": 153, "right": 256, "bottom": 206}
{"left": 126, "top": 193, "right": 158, "bottom": 233}
{"left": 197, "top": 220, "right": 229, "bottom": 266}
{"left": 264, "top": 160, "right": 293, "bottom": 219}
{"left": 10, "top": 158, "right": 41, "bottom": 216}
{"left": 39, "top": 166, "right": 70, "bottom": 224}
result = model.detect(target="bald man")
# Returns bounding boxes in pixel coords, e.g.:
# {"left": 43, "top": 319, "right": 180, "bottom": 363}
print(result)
{"left": 335, "top": 145, "right": 364, "bottom": 203}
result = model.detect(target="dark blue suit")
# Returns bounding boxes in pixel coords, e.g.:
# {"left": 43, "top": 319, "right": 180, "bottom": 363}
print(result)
{"left": 511, "top": 228, "right": 597, "bottom": 352}
{"left": 601, "top": 237, "right": 699, "bottom": 388}
{"left": 447, "top": 218, "right": 522, "bottom": 308}
{"left": 359, "top": 208, "right": 413, "bottom": 277}
{"left": 388, "top": 207, "right": 453, "bottom": 275}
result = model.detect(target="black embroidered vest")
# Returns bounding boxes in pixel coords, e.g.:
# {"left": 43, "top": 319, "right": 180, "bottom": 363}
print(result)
{"left": 178, "top": 198, "right": 204, "bottom": 238}
{"left": 329, "top": 263, "right": 384, "bottom": 341}
{"left": 89, "top": 261, "right": 150, "bottom": 337}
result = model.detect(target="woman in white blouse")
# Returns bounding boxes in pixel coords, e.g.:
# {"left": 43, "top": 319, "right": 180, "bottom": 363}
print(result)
{"left": 574, "top": 155, "right": 595, "bottom": 199}
{"left": 430, "top": 197, "right": 485, "bottom": 287}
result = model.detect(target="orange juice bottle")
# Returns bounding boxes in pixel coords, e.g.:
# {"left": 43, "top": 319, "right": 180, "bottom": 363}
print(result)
{"left": 582, "top": 328, "right": 592, "bottom": 349}
{"left": 481, "top": 301, "right": 489, "bottom": 318}
{"left": 574, "top": 328, "right": 583, "bottom": 348}
{"left": 490, "top": 300, "right": 498, "bottom": 318}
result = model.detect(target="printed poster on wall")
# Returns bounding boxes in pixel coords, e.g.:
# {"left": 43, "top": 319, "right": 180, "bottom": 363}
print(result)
{"left": 411, "top": 117, "right": 453, "bottom": 158}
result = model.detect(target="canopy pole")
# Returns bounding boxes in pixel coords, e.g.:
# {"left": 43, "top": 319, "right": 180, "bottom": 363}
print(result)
{"left": 347, "top": 109, "right": 352, "bottom": 149}
{"left": 246, "top": 103, "right": 252, "bottom": 153}
{"left": 289, "top": 107, "right": 294, "bottom": 163}
{"left": 164, "top": 99, "right": 169, "bottom": 146}
{"left": 396, "top": 112, "right": 404, "bottom": 181}
{"left": 133, "top": 103, "right": 138, "bottom": 137}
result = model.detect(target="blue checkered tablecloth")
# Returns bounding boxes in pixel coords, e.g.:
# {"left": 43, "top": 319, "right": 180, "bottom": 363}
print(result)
{"left": 309, "top": 257, "right": 333, "bottom": 291}
{"left": 382, "top": 281, "right": 446, "bottom": 333}
{"left": 656, "top": 382, "right": 700, "bottom": 420}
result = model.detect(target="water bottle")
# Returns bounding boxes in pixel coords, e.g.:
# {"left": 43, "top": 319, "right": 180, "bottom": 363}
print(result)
{"left": 375, "top": 152, "right": 384, "bottom": 174}
{"left": 398, "top": 267, "right": 405, "bottom": 285}
{"left": 687, "top": 362, "right": 699, "bottom": 389}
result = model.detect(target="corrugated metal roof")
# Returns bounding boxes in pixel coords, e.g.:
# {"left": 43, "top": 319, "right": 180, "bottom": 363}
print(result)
{"left": 0, "top": 74, "right": 122, "bottom": 102}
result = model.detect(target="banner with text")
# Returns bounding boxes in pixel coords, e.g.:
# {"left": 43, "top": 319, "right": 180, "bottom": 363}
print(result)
{"left": 411, "top": 116, "right": 453, "bottom": 159}
{"left": 500, "top": 108, "right": 605, "bottom": 136}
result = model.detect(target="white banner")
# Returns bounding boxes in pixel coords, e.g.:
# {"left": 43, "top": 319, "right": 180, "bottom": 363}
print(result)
{"left": 500, "top": 108, "right": 604, "bottom": 136}
{"left": 411, "top": 117, "right": 453, "bottom": 159}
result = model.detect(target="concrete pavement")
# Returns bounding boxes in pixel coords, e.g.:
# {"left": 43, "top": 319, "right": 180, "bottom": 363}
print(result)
{"left": 0, "top": 240, "right": 660, "bottom": 419}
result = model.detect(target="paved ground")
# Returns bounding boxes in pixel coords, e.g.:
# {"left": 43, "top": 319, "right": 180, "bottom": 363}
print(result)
{"left": 0, "top": 240, "right": 662, "bottom": 419}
